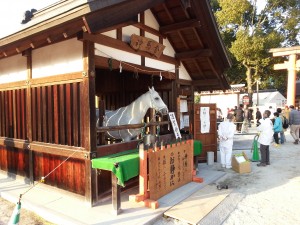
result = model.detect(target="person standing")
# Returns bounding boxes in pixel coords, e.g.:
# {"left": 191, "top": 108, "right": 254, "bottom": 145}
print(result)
{"left": 289, "top": 105, "right": 300, "bottom": 144}
{"left": 273, "top": 112, "right": 283, "bottom": 147}
{"left": 218, "top": 113, "right": 236, "bottom": 169}
{"left": 284, "top": 105, "right": 290, "bottom": 121}
{"left": 248, "top": 109, "right": 253, "bottom": 127}
{"left": 277, "top": 108, "right": 286, "bottom": 144}
{"left": 269, "top": 106, "right": 275, "bottom": 121}
{"left": 216, "top": 107, "right": 223, "bottom": 129}
{"left": 256, "top": 108, "right": 262, "bottom": 126}
{"left": 241, "top": 106, "right": 249, "bottom": 133}
{"left": 234, "top": 104, "right": 244, "bottom": 132}
{"left": 257, "top": 110, "right": 274, "bottom": 167}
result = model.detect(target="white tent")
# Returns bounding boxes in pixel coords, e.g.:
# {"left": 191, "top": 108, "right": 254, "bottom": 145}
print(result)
{"left": 200, "top": 88, "right": 287, "bottom": 118}
{"left": 243, "top": 91, "right": 287, "bottom": 108}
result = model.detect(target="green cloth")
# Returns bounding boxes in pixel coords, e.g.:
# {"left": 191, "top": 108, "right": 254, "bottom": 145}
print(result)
{"left": 91, "top": 149, "right": 139, "bottom": 187}
{"left": 194, "top": 140, "right": 202, "bottom": 156}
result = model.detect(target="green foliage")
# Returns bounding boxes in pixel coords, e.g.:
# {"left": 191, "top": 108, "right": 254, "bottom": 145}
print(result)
{"left": 194, "top": 94, "right": 200, "bottom": 103}
{"left": 212, "top": 0, "right": 300, "bottom": 100}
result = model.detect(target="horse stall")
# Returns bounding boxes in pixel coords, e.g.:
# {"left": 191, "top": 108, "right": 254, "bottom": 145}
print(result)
{"left": 0, "top": 0, "right": 231, "bottom": 209}
{"left": 93, "top": 68, "right": 174, "bottom": 202}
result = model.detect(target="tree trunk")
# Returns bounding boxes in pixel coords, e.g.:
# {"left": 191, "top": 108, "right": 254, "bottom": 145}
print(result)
{"left": 245, "top": 64, "right": 253, "bottom": 106}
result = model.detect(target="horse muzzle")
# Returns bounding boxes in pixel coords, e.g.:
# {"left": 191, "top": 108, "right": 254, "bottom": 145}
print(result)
{"left": 159, "top": 107, "right": 169, "bottom": 115}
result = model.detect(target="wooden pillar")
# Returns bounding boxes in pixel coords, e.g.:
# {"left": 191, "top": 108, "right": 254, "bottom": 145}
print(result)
{"left": 24, "top": 49, "right": 34, "bottom": 184}
{"left": 82, "top": 40, "right": 97, "bottom": 206}
{"left": 287, "top": 54, "right": 297, "bottom": 106}
{"left": 171, "top": 65, "right": 179, "bottom": 114}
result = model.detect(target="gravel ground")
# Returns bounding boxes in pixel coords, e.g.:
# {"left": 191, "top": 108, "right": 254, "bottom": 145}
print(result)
{"left": 154, "top": 130, "right": 300, "bottom": 225}
{"left": 1, "top": 129, "right": 299, "bottom": 225}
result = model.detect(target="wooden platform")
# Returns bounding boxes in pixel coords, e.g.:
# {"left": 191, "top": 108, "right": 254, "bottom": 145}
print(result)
{"left": 164, "top": 184, "right": 231, "bottom": 225}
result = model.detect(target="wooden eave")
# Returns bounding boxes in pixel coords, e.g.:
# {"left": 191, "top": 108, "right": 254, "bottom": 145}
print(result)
{"left": 152, "top": 0, "right": 231, "bottom": 91}
{"left": 0, "top": 0, "right": 231, "bottom": 92}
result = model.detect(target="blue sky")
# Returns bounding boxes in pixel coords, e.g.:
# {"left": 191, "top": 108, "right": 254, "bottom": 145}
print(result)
{"left": 0, "top": 0, "right": 267, "bottom": 39}
{"left": 0, "top": 0, "right": 58, "bottom": 38}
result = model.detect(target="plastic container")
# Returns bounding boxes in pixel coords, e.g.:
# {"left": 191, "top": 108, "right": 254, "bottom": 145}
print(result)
{"left": 207, "top": 151, "right": 214, "bottom": 165}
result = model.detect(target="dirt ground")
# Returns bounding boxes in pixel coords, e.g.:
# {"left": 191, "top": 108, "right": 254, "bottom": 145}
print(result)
{"left": 0, "top": 197, "right": 55, "bottom": 225}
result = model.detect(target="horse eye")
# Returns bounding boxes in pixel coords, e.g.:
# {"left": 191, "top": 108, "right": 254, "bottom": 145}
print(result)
{"left": 155, "top": 97, "right": 159, "bottom": 100}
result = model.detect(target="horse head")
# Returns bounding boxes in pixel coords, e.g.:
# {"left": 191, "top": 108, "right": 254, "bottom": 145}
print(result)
{"left": 148, "top": 87, "right": 168, "bottom": 115}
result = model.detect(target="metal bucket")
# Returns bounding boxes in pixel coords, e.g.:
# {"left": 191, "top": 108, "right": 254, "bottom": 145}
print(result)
{"left": 207, "top": 151, "right": 214, "bottom": 165}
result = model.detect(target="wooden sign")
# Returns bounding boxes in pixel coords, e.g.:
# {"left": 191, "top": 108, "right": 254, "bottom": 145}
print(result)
{"left": 148, "top": 140, "right": 193, "bottom": 200}
{"left": 169, "top": 112, "right": 182, "bottom": 139}
{"left": 130, "top": 34, "right": 165, "bottom": 58}
{"left": 242, "top": 95, "right": 249, "bottom": 105}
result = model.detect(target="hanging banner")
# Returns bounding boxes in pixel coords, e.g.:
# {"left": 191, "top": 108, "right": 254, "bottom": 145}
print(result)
{"left": 200, "top": 107, "right": 210, "bottom": 133}
{"left": 130, "top": 34, "right": 165, "bottom": 58}
{"left": 168, "top": 112, "right": 182, "bottom": 139}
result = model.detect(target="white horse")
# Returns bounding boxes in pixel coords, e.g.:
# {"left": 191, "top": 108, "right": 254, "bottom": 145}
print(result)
{"left": 97, "top": 87, "right": 168, "bottom": 142}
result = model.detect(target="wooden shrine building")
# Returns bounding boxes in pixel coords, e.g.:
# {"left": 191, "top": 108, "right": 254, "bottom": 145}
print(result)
{"left": 0, "top": 0, "right": 231, "bottom": 206}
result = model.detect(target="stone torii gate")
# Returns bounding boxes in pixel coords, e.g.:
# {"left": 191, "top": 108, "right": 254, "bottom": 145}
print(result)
{"left": 269, "top": 46, "right": 300, "bottom": 106}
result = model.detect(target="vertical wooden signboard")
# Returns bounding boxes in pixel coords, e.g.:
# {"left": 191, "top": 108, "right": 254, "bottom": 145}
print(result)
{"left": 193, "top": 103, "right": 217, "bottom": 162}
{"left": 148, "top": 140, "right": 193, "bottom": 200}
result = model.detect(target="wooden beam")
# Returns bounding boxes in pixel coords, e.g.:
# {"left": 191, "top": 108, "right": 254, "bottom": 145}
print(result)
{"left": 269, "top": 46, "right": 300, "bottom": 57}
{"left": 175, "top": 49, "right": 212, "bottom": 60}
{"left": 133, "top": 22, "right": 165, "bottom": 38}
{"left": 94, "top": 55, "right": 176, "bottom": 79}
{"left": 79, "top": 32, "right": 179, "bottom": 65}
{"left": 0, "top": 137, "right": 88, "bottom": 159}
{"left": 160, "top": 19, "right": 200, "bottom": 34}
{"left": 95, "top": 19, "right": 138, "bottom": 34}
{"left": 84, "top": 0, "right": 165, "bottom": 33}
{"left": 193, "top": 79, "right": 219, "bottom": 86}
{"left": 274, "top": 61, "right": 289, "bottom": 70}
{"left": 178, "top": 79, "right": 192, "bottom": 85}
{"left": 274, "top": 60, "right": 300, "bottom": 70}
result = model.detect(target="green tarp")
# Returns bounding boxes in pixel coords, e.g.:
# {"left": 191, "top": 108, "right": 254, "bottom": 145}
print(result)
{"left": 91, "top": 149, "right": 139, "bottom": 187}
{"left": 91, "top": 140, "right": 202, "bottom": 187}
{"left": 194, "top": 140, "right": 202, "bottom": 156}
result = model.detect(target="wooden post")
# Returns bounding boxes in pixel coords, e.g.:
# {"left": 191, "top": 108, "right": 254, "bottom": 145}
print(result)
{"left": 269, "top": 47, "right": 300, "bottom": 106}
{"left": 24, "top": 49, "right": 34, "bottom": 184}
{"left": 287, "top": 54, "right": 297, "bottom": 106}
{"left": 111, "top": 173, "right": 122, "bottom": 215}
{"left": 82, "top": 40, "right": 97, "bottom": 206}
{"left": 129, "top": 143, "right": 148, "bottom": 202}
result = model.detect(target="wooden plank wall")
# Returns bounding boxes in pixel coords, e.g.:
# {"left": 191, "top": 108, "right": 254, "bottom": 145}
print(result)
{"left": 0, "top": 89, "right": 27, "bottom": 139}
{"left": 0, "top": 81, "right": 86, "bottom": 195}
{"left": 31, "top": 83, "right": 81, "bottom": 146}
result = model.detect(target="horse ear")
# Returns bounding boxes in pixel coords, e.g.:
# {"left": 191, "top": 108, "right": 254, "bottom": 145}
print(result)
{"left": 148, "top": 86, "right": 154, "bottom": 93}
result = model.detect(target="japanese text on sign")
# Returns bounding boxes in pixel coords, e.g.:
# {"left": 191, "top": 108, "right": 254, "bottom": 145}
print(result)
{"left": 169, "top": 112, "right": 182, "bottom": 139}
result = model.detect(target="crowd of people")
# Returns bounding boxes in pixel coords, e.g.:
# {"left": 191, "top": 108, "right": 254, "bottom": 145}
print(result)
{"left": 217, "top": 104, "right": 299, "bottom": 169}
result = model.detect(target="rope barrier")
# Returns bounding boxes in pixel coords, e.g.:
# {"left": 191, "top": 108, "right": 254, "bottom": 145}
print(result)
{"left": 94, "top": 47, "right": 178, "bottom": 76}
{"left": 19, "top": 150, "right": 77, "bottom": 202}
{"left": 9, "top": 149, "right": 78, "bottom": 224}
